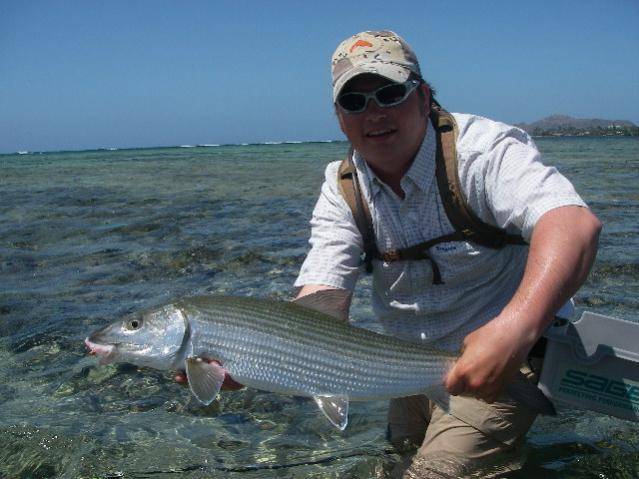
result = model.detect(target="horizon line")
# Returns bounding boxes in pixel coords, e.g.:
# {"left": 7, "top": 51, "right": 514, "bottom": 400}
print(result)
{"left": 0, "top": 139, "right": 349, "bottom": 156}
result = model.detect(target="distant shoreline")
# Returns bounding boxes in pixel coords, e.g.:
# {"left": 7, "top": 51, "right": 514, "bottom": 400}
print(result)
{"left": 531, "top": 131, "right": 639, "bottom": 138}
{"left": 516, "top": 114, "right": 638, "bottom": 138}
{"left": 532, "top": 132, "right": 639, "bottom": 138}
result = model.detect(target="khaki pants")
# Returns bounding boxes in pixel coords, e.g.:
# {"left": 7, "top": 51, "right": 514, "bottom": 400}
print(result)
{"left": 387, "top": 365, "right": 539, "bottom": 478}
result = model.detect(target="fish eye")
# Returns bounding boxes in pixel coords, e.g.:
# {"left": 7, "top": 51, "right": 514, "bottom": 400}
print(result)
{"left": 126, "top": 317, "right": 143, "bottom": 330}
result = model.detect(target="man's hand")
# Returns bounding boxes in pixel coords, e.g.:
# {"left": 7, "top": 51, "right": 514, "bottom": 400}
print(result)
{"left": 444, "top": 315, "right": 533, "bottom": 403}
{"left": 174, "top": 359, "right": 244, "bottom": 391}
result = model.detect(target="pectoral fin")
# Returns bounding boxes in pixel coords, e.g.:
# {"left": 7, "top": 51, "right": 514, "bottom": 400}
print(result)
{"left": 313, "top": 394, "right": 349, "bottom": 430}
{"left": 185, "top": 357, "right": 226, "bottom": 405}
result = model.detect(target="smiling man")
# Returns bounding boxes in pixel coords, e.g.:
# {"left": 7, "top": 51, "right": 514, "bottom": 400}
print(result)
{"left": 295, "top": 31, "right": 601, "bottom": 477}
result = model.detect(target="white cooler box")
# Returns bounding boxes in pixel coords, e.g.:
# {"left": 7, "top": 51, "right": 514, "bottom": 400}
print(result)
{"left": 539, "top": 311, "right": 639, "bottom": 422}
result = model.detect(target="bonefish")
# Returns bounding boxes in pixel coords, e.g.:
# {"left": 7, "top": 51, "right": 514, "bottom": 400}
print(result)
{"left": 85, "top": 291, "right": 555, "bottom": 429}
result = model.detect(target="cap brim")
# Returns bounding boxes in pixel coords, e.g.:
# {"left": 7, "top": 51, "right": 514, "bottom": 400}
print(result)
{"left": 332, "top": 63, "right": 412, "bottom": 102}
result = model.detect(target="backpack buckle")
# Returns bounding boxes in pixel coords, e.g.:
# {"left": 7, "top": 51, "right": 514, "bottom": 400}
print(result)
{"left": 381, "top": 250, "right": 401, "bottom": 262}
{"left": 461, "top": 228, "right": 476, "bottom": 239}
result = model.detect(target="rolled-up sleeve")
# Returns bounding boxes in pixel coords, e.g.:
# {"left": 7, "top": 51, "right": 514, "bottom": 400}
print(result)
{"left": 294, "top": 161, "right": 363, "bottom": 291}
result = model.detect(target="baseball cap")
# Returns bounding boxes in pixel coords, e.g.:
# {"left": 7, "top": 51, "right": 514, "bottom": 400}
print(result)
{"left": 331, "top": 30, "right": 422, "bottom": 101}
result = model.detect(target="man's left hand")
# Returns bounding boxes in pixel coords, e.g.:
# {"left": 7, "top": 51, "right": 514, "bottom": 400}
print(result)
{"left": 444, "top": 315, "right": 532, "bottom": 403}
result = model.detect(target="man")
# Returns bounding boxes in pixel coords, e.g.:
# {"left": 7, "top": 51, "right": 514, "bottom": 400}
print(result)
{"left": 294, "top": 30, "right": 601, "bottom": 476}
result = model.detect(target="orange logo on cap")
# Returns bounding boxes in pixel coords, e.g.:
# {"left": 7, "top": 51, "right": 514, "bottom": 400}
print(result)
{"left": 349, "top": 40, "right": 373, "bottom": 53}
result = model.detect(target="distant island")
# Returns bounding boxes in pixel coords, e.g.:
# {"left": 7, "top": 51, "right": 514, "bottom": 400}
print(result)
{"left": 516, "top": 114, "right": 638, "bottom": 137}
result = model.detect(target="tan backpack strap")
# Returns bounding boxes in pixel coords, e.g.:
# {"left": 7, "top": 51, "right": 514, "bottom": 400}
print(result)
{"left": 431, "top": 107, "right": 526, "bottom": 248}
{"left": 337, "top": 148, "right": 379, "bottom": 273}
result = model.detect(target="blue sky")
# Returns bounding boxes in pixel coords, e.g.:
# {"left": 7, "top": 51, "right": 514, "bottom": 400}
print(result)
{"left": 1, "top": 0, "right": 638, "bottom": 153}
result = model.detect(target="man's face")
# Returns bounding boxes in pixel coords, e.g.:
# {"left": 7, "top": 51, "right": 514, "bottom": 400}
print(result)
{"left": 336, "top": 74, "right": 430, "bottom": 169}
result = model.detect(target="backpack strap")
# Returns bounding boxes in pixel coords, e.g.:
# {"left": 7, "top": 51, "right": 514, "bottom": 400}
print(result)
{"left": 431, "top": 107, "right": 527, "bottom": 248}
{"left": 337, "top": 148, "right": 378, "bottom": 273}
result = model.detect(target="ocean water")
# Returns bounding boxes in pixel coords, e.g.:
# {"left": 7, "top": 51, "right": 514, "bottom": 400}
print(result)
{"left": 0, "top": 137, "right": 637, "bottom": 478}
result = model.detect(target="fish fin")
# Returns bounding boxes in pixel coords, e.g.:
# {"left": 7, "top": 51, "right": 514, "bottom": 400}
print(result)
{"left": 98, "top": 355, "right": 116, "bottom": 366}
{"left": 185, "top": 357, "right": 225, "bottom": 405}
{"left": 313, "top": 394, "right": 349, "bottom": 430}
{"left": 424, "top": 383, "right": 451, "bottom": 413}
{"left": 294, "top": 289, "right": 350, "bottom": 320}
{"left": 505, "top": 371, "right": 556, "bottom": 416}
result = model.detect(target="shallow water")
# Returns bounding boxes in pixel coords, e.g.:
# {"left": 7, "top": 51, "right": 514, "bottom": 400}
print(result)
{"left": 1, "top": 138, "right": 638, "bottom": 478}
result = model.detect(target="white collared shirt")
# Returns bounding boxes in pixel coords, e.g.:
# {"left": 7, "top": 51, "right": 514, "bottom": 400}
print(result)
{"left": 295, "top": 113, "right": 586, "bottom": 350}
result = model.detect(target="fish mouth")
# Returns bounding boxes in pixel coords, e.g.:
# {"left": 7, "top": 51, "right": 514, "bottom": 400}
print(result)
{"left": 85, "top": 337, "right": 116, "bottom": 365}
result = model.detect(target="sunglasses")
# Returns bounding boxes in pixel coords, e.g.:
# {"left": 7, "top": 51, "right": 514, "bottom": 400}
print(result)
{"left": 337, "top": 79, "right": 421, "bottom": 114}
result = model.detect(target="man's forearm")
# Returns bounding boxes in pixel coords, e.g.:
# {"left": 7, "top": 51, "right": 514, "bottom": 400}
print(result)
{"left": 295, "top": 284, "right": 352, "bottom": 321}
{"left": 499, "top": 205, "right": 602, "bottom": 348}
{"left": 296, "top": 284, "right": 338, "bottom": 299}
